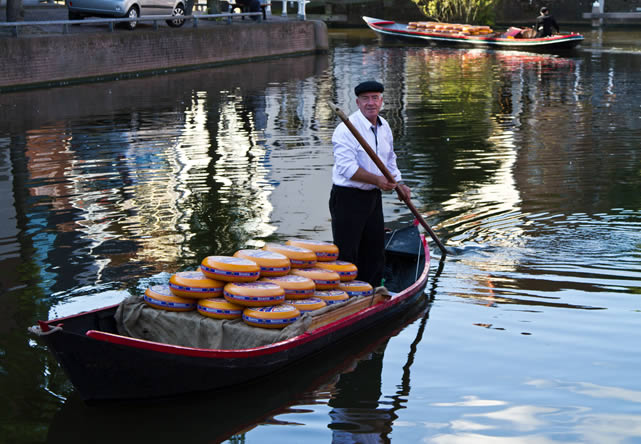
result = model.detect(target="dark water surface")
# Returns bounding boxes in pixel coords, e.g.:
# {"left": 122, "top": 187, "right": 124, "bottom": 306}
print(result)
{"left": 1, "top": 26, "right": 640, "bottom": 443}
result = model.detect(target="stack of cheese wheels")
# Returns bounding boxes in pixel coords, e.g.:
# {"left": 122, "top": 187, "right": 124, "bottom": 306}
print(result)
{"left": 197, "top": 298, "right": 243, "bottom": 319}
{"left": 285, "top": 297, "right": 327, "bottom": 313}
{"left": 286, "top": 239, "right": 339, "bottom": 262}
{"left": 315, "top": 289, "right": 349, "bottom": 305}
{"left": 233, "top": 249, "right": 290, "bottom": 277}
{"left": 263, "top": 243, "right": 316, "bottom": 269}
{"left": 223, "top": 281, "right": 285, "bottom": 307}
{"left": 242, "top": 304, "right": 301, "bottom": 329}
{"left": 261, "top": 274, "right": 315, "bottom": 300}
{"left": 290, "top": 267, "right": 340, "bottom": 290}
{"left": 338, "top": 280, "right": 374, "bottom": 298}
{"left": 143, "top": 285, "right": 197, "bottom": 312}
{"left": 168, "top": 270, "right": 224, "bottom": 299}
{"left": 315, "top": 260, "right": 358, "bottom": 282}
{"left": 200, "top": 255, "right": 260, "bottom": 282}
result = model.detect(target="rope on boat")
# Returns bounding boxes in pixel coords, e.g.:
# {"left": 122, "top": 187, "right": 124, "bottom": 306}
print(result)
{"left": 27, "top": 324, "right": 62, "bottom": 336}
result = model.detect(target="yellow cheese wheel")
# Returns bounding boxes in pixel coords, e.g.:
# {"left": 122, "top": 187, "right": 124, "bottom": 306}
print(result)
{"left": 285, "top": 297, "right": 327, "bottom": 313}
{"left": 263, "top": 243, "right": 317, "bottom": 269}
{"left": 242, "top": 304, "right": 301, "bottom": 329}
{"left": 223, "top": 282, "right": 285, "bottom": 307}
{"left": 290, "top": 267, "right": 340, "bottom": 290}
{"left": 168, "top": 271, "right": 224, "bottom": 299}
{"left": 314, "top": 260, "right": 358, "bottom": 282}
{"left": 338, "top": 280, "right": 374, "bottom": 297}
{"left": 260, "top": 274, "right": 316, "bottom": 300}
{"left": 197, "top": 298, "right": 243, "bottom": 319}
{"left": 314, "top": 290, "right": 350, "bottom": 305}
{"left": 200, "top": 256, "right": 260, "bottom": 282}
{"left": 285, "top": 238, "right": 339, "bottom": 262}
{"left": 143, "top": 285, "right": 197, "bottom": 312}
{"left": 233, "top": 249, "right": 291, "bottom": 277}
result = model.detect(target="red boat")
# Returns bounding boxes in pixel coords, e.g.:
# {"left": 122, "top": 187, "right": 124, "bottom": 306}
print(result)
{"left": 30, "top": 225, "right": 431, "bottom": 401}
{"left": 363, "top": 16, "right": 584, "bottom": 52}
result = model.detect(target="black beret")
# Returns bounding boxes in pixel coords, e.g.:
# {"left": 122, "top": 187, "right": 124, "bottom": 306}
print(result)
{"left": 540, "top": 6, "right": 548, "bottom": 13}
{"left": 354, "top": 81, "right": 384, "bottom": 96}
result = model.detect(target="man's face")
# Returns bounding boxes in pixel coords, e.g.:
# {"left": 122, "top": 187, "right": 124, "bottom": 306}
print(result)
{"left": 356, "top": 92, "right": 383, "bottom": 123}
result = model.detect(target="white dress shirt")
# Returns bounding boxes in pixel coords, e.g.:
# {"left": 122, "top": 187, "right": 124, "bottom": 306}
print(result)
{"left": 332, "top": 109, "right": 402, "bottom": 190}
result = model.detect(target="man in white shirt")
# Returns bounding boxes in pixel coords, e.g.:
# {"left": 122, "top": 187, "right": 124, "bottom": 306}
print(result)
{"left": 330, "top": 81, "right": 411, "bottom": 287}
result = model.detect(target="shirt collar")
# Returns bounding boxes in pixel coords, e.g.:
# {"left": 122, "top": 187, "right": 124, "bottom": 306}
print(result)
{"left": 356, "top": 109, "right": 382, "bottom": 129}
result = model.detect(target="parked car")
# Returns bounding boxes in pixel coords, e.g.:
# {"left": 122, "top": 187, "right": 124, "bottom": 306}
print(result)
{"left": 66, "top": 0, "right": 189, "bottom": 30}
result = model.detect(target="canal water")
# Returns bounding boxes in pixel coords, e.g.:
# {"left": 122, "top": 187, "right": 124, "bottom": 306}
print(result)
{"left": 1, "top": 26, "right": 640, "bottom": 443}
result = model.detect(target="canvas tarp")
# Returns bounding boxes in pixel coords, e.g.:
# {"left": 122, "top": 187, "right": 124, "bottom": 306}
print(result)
{"left": 115, "top": 294, "right": 353, "bottom": 350}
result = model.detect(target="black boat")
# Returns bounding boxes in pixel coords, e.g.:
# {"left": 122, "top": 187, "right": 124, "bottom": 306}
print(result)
{"left": 363, "top": 16, "right": 584, "bottom": 52}
{"left": 30, "top": 225, "right": 431, "bottom": 402}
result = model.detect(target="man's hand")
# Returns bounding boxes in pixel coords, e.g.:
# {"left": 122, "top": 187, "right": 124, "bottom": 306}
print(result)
{"left": 395, "top": 183, "right": 411, "bottom": 202}
{"left": 376, "top": 176, "right": 396, "bottom": 192}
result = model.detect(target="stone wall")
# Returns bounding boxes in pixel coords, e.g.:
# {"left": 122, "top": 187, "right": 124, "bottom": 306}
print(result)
{"left": 0, "top": 20, "right": 329, "bottom": 90}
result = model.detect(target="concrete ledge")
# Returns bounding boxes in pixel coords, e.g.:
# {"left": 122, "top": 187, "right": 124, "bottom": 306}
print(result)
{"left": 0, "top": 20, "right": 329, "bottom": 91}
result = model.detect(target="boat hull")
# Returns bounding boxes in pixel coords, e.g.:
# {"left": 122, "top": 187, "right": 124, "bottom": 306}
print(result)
{"left": 33, "top": 226, "right": 431, "bottom": 401}
{"left": 363, "top": 16, "right": 584, "bottom": 52}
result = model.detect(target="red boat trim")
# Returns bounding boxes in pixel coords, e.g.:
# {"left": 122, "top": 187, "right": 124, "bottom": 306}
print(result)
{"left": 72, "top": 235, "right": 431, "bottom": 360}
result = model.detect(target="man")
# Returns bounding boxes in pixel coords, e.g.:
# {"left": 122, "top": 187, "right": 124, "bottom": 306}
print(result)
{"left": 535, "top": 6, "right": 559, "bottom": 37}
{"left": 330, "top": 81, "right": 411, "bottom": 287}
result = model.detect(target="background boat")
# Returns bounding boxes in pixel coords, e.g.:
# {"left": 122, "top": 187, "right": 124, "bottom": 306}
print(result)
{"left": 363, "top": 16, "right": 584, "bottom": 52}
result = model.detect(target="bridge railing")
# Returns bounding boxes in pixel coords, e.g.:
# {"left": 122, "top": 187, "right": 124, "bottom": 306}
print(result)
{"left": 0, "top": 12, "right": 263, "bottom": 37}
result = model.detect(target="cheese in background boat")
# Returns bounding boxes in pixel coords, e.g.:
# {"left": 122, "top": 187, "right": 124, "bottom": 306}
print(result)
{"left": 289, "top": 267, "right": 340, "bottom": 290}
{"left": 223, "top": 281, "right": 285, "bottom": 307}
{"left": 233, "top": 249, "right": 291, "bottom": 277}
{"left": 285, "top": 238, "right": 339, "bottom": 262}
{"left": 263, "top": 243, "right": 317, "bottom": 268}
{"left": 197, "top": 298, "right": 243, "bottom": 319}
{"left": 260, "top": 274, "right": 316, "bottom": 300}
{"left": 200, "top": 255, "right": 260, "bottom": 282}
{"left": 169, "top": 271, "right": 224, "bottom": 299}
{"left": 242, "top": 304, "right": 301, "bottom": 329}
{"left": 143, "top": 285, "right": 197, "bottom": 312}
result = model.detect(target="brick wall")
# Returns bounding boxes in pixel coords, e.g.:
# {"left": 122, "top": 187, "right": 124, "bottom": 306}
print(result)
{"left": 0, "top": 20, "right": 329, "bottom": 90}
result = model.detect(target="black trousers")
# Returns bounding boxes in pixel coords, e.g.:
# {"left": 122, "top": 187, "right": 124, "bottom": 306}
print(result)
{"left": 329, "top": 185, "right": 384, "bottom": 287}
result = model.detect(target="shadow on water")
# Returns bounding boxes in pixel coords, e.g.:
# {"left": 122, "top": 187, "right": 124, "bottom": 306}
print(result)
{"left": 46, "top": 289, "right": 436, "bottom": 444}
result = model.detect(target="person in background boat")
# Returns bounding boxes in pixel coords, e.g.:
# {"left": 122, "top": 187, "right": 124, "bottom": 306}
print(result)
{"left": 330, "top": 80, "right": 412, "bottom": 288}
{"left": 535, "top": 6, "right": 559, "bottom": 37}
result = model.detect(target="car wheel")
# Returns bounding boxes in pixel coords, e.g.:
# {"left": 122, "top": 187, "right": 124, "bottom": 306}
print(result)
{"left": 124, "top": 6, "right": 139, "bottom": 30}
{"left": 166, "top": 4, "right": 185, "bottom": 28}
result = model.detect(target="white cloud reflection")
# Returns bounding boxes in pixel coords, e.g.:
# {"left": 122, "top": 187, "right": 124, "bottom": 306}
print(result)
{"left": 526, "top": 379, "right": 641, "bottom": 403}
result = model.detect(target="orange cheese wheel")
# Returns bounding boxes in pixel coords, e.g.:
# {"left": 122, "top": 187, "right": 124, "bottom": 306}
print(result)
{"left": 223, "top": 281, "right": 285, "bottom": 307}
{"left": 143, "top": 285, "right": 196, "bottom": 312}
{"left": 338, "top": 280, "right": 374, "bottom": 297}
{"left": 233, "top": 249, "right": 291, "bottom": 277}
{"left": 263, "top": 243, "right": 316, "bottom": 268}
{"left": 315, "top": 290, "right": 350, "bottom": 305}
{"left": 285, "top": 239, "right": 339, "bottom": 262}
{"left": 285, "top": 297, "right": 327, "bottom": 313}
{"left": 242, "top": 304, "right": 301, "bottom": 329}
{"left": 260, "top": 274, "right": 316, "bottom": 300}
{"left": 314, "top": 260, "right": 358, "bottom": 281}
{"left": 200, "top": 256, "right": 260, "bottom": 282}
{"left": 290, "top": 267, "right": 340, "bottom": 290}
{"left": 197, "top": 298, "right": 243, "bottom": 319}
{"left": 169, "top": 271, "right": 224, "bottom": 299}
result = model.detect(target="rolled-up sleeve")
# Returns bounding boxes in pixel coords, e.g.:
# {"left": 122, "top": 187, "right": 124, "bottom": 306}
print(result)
{"left": 332, "top": 123, "right": 360, "bottom": 181}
